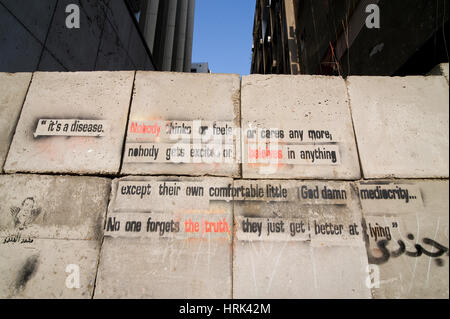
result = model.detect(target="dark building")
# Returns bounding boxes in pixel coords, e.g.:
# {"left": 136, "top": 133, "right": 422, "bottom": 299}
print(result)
{"left": 251, "top": 0, "right": 450, "bottom": 76}
{"left": 0, "top": 0, "right": 195, "bottom": 73}
{"left": 139, "top": 0, "right": 195, "bottom": 72}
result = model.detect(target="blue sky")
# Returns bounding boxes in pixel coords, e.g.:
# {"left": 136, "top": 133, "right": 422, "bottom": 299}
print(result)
{"left": 191, "top": 1, "right": 255, "bottom": 75}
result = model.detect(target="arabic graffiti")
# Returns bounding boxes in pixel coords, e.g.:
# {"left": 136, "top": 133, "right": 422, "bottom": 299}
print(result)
{"left": 363, "top": 220, "right": 449, "bottom": 267}
{"left": 3, "top": 233, "right": 34, "bottom": 244}
{"left": 370, "top": 235, "right": 449, "bottom": 266}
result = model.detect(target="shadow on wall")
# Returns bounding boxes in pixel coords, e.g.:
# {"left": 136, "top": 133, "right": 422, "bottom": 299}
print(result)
{"left": 0, "top": 0, "right": 155, "bottom": 72}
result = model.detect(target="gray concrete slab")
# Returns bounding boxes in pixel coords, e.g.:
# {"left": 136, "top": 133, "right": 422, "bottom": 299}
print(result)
{"left": 347, "top": 76, "right": 449, "bottom": 179}
{"left": 232, "top": 180, "right": 371, "bottom": 299}
{"left": 0, "top": 174, "right": 110, "bottom": 240}
{"left": 120, "top": 71, "right": 241, "bottom": 177}
{"left": 357, "top": 180, "right": 449, "bottom": 299}
{"left": 4, "top": 71, "right": 134, "bottom": 175}
{"left": 0, "top": 174, "right": 109, "bottom": 298}
{"left": 429, "top": 63, "right": 449, "bottom": 84}
{"left": 0, "top": 73, "right": 31, "bottom": 171}
{"left": 94, "top": 176, "right": 233, "bottom": 298}
{"left": 241, "top": 75, "right": 361, "bottom": 180}
{"left": 95, "top": 236, "right": 231, "bottom": 299}
{"left": 0, "top": 238, "right": 100, "bottom": 298}
{"left": 442, "top": 64, "right": 449, "bottom": 83}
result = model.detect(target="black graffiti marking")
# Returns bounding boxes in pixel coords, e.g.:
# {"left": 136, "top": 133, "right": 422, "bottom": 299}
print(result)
{"left": 390, "top": 240, "right": 405, "bottom": 258}
{"left": 368, "top": 234, "right": 449, "bottom": 266}
{"left": 421, "top": 238, "right": 449, "bottom": 258}
{"left": 362, "top": 218, "right": 449, "bottom": 267}
{"left": 368, "top": 239, "right": 391, "bottom": 265}
{"left": 2, "top": 233, "right": 34, "bottom": 244}
{"left": 435, "top": 259, "right": 444, "bottom": 267}
{"left": 14, "top": 255, "right": 39, "bottom": 294}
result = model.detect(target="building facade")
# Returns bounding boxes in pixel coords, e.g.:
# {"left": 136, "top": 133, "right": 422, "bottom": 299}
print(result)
{"left": 139, "top": 0, "right": 195, "bottom": 72}
{"left": 251, "top": 0, "right": 449, "bottom": 76}
{"left": 0, "top": 0, "right": 195, "bottom": 73}
{"left": 190, "top": 62, "right": 210, "bottom": 73}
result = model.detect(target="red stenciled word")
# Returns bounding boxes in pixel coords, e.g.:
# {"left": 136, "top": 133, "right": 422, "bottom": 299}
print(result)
{"left": 130, "top": 121, "right": 161, "bottom": 137}
{"left": 248, "top": 147, "right": 283, "bottom": 160}
{"left": 184, "top": 218, "right": 230, "bottom": 235}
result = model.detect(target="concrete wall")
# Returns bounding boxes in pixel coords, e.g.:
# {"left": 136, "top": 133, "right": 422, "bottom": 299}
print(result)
{"left": 0, "top": 0, "right": 155, "bottom": 72}
{"left": 0, "top": 69, "right": 448, "bottom": 299}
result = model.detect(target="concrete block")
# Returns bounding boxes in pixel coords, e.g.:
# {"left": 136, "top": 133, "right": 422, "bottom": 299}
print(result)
{"left": 94, "top": 176, "right": 233, "bottom": 298}
{"left": 0, "top": 73, "right": 31, "bottom": 171}
{"left": 120, "top": 72, "right": 241, "bottom": 177}
{"left": 357, "top": 180, "right": 449, "bottom": 299}
{"left": 232, "top": 180, "right": 371, "bottom": 299}
{"left": 0, "top": 174, "right": 109, "bottom": 298}
{"left": 347, "top": 76, "right": 449, "bottom": 178}
{"left": 429, "top": 63, "right": 449, "bottom": 83}
{"left": 95, "top": 236, "right": 231, "bottom": 299}
{"left": 442, "top": 64, "right": 449, "bottom": 83}
{"left": 0, "top": 174, "right": 110, "bottom": 240}
{"left": 241, "top": 75, "right": 360, "bottom": 180}
{"left": 0, "top": 238, "right": 100, "bottom": 298}
{"left": 4, "top": 71, "right": 134, "bottom": 175}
